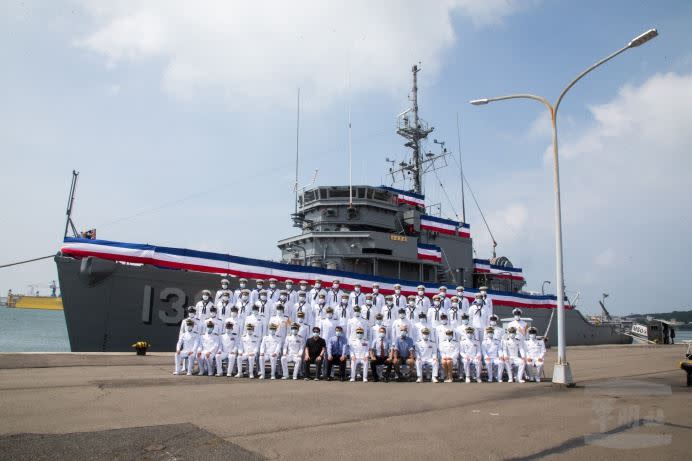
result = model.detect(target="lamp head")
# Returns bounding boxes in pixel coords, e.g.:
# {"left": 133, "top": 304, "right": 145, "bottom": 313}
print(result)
{"left": 628, "top": 28, "right": 658, "bottom": 48}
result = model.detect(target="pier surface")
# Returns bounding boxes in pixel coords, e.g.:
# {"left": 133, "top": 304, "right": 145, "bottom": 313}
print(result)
{"left": 0, "top": 345, "right": 690, "bottom": 460}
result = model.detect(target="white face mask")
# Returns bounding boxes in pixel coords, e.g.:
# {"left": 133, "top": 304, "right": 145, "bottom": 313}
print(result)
{"left": 422, "top": 334, "right": 429, "bottom": 341}
{"left": 447, "top": 335, "right": 454, "bottom": 341}
{"left": 300, "top": 285, "right": 307, "bottom": 291}
{"left": 313, "top": 332, "right": 320, "bottom": 337}
{"left": 417, "top": 290, "right": 424, "bottom": 296}
{"left": 299, "top": 297, "right": 306, "bottom": 302}
{"left": 269, "top": 283, "right": 276, "bottom": 289}
{"left": 269, "top": 330, "right": 276, "bottom": 336}
{"left": 529, "top": 334, "right": 537, "bottom": 340}
{"left": 509, "top": 333, "right": 516, "bottom": 339}
{"left": 394, "top": 290, "right": 401, "bottom": 294}
{"left": 327, "top": 313, "right": 333, "bottom": 319}
{"left": 286, "top": 284, "right": 293, "bottom": 290}
{"left": 356, "top": 333, "right": 363, "bottom": 339}
{"left": 260, "top": 295, "right": 267, "bottom": 301}
{"left": 210, "top": 312, "right": 217, "bottom": 318}
{"left": 202, "top": 295, "right": 210, "bottom": 301}
{"left": 188, "top": 312, "right": 195, "bottom": 318}
{"left": 354, "top": 312, "right": 361, "bottom": 318}
{"left": 226, "top": 327, "right": 233, "bottom": 333}
{"left": 365, "top": 300, "right": 372, "bottom": 305}
{"left": 277, "top": 310, "right": 285, "bottom": 316}
{"left": 221, "top": 283, "right": 228, "bottom": 289}
{"left": 377, "top": 332, "right": 385, "bottom": 339}
{"left": 333, "top": 284, "right": 339, "bottom": 289}
{"left": 375, "top": 320, "right": 382, "bottom": 325}
{"left": 462, "top": 319, "right": 469, "bottom": 325}
{"left": 433, "top": 301, "right": 440, "bottom": 307}
{"left": 373, "top": 288, "right": 379, "bottom": 293}
{"left": 318, "top": 300, "right": 325, "bottom": 305}
{"left": 241, "top": 295, "right": 248, "bottom": 301}
{"left": 514, "top": 315, "right": 521, "bottom": 320}
{"left": 231, "top": 312, "right": 238, "bottom": 318}
{"left": 354, "top": 287, "right": 361, "bottom": 293}
{"left": 297, "top": 318, "right": 304, "bottom": 324}
{"left": 451, "top": 303, "right": 458, "bottom": 309}
{"left": 490, "top": 320, "right": 497, "bottom": 326}
{"left": 239, "top": 283, "right": 246, "bottom": 289}
{"left": 400, "top": 331, "right": 407, "bottom": 338}
{"left": 407, "top": 302, "right": 415, "bottom": 307}
{"left": 466, "top": 333, "right": 473, "bottom": 339}
{"left": 186, "top": 326, "right": 193, "bottom": 332}
{"left": 441, "top": 320, "right": 448, "bottom": 325}
{"left": 398, "top": 313, "right": 405, "bottom": 319}
{"left": 222, "top": 296, "right": 229, "bottom": 302}
{"left": 291, "top": 329, "right": 298, "bottom": 335}
{"left": 256, "top": 284, "right": 263, "bottom": 290}
{"left": 314, "top": 283, "right": 321, "bottom": 289}
{"left": 335, "top": 331, "right": 342, "bottom": 337}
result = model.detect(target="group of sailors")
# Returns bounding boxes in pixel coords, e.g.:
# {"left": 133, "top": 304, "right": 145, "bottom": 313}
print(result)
{"left": 175, "top": 278, "right": 546, "bottom": 383}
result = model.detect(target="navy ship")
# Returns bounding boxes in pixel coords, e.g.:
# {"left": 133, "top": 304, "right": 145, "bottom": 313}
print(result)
{"left": 55, "top": 66, "right": 631, "bottom": 351}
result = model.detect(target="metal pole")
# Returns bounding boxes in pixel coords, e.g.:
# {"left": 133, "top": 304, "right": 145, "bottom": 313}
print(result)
{"left": 456, "top": 112, "right": 466, "bottom": 223}
{"left": 294, "top": 89, "right": 300, "bottom": 215}
{"left": 542, "top": 280, "right": 551, "bottom": 295}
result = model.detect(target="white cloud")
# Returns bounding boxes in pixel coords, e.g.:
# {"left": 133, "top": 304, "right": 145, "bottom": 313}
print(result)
{"left": 74, "top": 0, "right": 527, "bottom": 109}
{"left": 479, "top": 72, "right": 692, "bottom": 314}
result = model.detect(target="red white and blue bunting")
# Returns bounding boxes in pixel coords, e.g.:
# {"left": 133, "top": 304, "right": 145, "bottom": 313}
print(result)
{"left": 420, "top": 214, "right": 471, "bottom": 238}
{"left": 378, "top": 186, "right": 425, "bottom": 208}
{"left": 416, "top": 243, "right": 443, "bottom": 263}
{"left": 474, "top": 259, "right": 525, "bottom": 281}
{"left": 60, "top": 237, "right": 567, "bottom": 309}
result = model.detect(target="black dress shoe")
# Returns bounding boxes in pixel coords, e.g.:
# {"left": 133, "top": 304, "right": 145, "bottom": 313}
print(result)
{"left": 326, "top": 377, "right": 333, "bottom": 381}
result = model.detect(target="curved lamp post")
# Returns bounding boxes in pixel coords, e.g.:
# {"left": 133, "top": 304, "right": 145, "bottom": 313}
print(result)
{"left": 470, "top": 29, "right": 658, "bottom": 386}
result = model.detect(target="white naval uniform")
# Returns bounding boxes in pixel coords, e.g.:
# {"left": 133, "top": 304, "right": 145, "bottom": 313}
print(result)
{"left": 326, "top": 288, "right": 344, "bottom": 308}
{"left": 281, "top": 333, "right": 305, "bottom": 379}
{"left": 415, "top": 338, "right": 439, "bottom": 380}
{"left": 380, "top": 304, "right": 396, "bottom": 329}
{"left": 180, "top": 315, "right": 202, "bottom": 338}
{"left": 312, "top": 302, "right": 329, "bottom": 327}
{"left": 255, "top": 299, "right": 273, "bottom": 329}
{"left": 349, "top": 337, "right": 370, "bottom": 381}
{"left": 347, "top": 316, "right": 369, "bottom": 342}
{"left": 415, "top": 295, "right": 431, "bottom": 313}
{"left": 468, "top": 303, "right": 485, "bottom": 341}
{"left": 413, "top": 320, "right": 436, "bottom": 343}
{"left": 216, "top": 300, "right": 234, "bottom": 324}
{"left": 243, "top": 313, "right": 265, "bottom": 342}
{"left": 482, "top": 295, "right": 494, "bottom": 317}
{"left": 439, "top": 337, "right": 461, "bottom": 379}
{"left": 459, "top": 336, "right": 482, "bottom": 381}
{"left": 266, "top": 286, "right": 281, "bottom": 303}
{"left": 481, "top": 335, "right": 504, "bottom": 382}
{"left": 205, "top": 316, "right": 223, "bottom": 336}
{"left": 292, "top": 300, "right": 312, "bottom": 326}
{"left": 195, "top": 299, "right": 215, "bottom": 323}
{"left": 435, "top": 323, "right": 453, "bottom": 346}
{"left": 286, "top": 288, "right": 298, "bottom": 308}
{"left": 524, "top": 337, "right": 546, "bottom": 381}
{"left": 506, "top": 319, "right": 528, "bottom": 339}
{"left": 447, "top": 305, "right": 463, "bottom": 328}
{"left": 259, "top": 333, "right": 283, "bottom": 379}
{"left": 405, "top": 304, "right": 419, "bottom": 322}
{"left": 249, "top": 287, "right": 264, "bottom": 306}
{"left": 427, "top": 305, "right": 445, "bottom": 327}
{"left": 334, "top": 302, "right": 351, "bottom": 327}
{"left": 197, "top": 331, "right": 220, "bottom": 376}
{"left": 437, "top": 293, "right": 451, "bottom": 310}
{"left": 236, "top": 332, "right": 261, "bottom": 378}
{"left": 174, "top": 331, "right": 199, "bottom": 375}
{"left": 268, "top": 314, "right": 291, "bottom": 341}
{"left": 319, "top": 317, "right": 339, "bottom": 345}
{"left": 235, "top": 298, "right": 252, "bottom": 319}
{"left": 348, "top": 291, "right": 365, "bottom": 309}
{"left": 453, "top": 322, "right": 471, "bottom": 343}
{"left": 502, "top": 336, "right": 527, "bottom": 382}
{"left": 371, "top": 292, "right": 385, "bottom": 311}
{"left": 455, "top": 293, "right": 470, "bottom": 315}
{"left": 216, "top": 331, "right": 239, "bottom": 376}
{"left": 361, "top": 303, "right": 377, "bottom": 327}
{"left": 392, "top": 293, "right": 407, "bottom": 311}
{"left": 215, "top": 288, "right": 234, "bottom": 304}
{"left": 308, "top": 287, "right": 326, "bottom": 308}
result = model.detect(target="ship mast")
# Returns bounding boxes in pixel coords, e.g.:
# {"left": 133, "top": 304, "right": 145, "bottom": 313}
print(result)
{"left": 396, "top": 64, "right": 434, "bottom": 195}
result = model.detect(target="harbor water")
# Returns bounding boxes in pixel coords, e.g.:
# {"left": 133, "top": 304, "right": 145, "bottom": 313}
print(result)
{"left": 0, "top": 305, "right": 690, "bottom": 352}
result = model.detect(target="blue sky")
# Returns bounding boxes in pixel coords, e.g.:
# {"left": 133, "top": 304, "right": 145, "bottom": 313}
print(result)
{"left": 2, "top": 0, "right": 691, "bottom": 316}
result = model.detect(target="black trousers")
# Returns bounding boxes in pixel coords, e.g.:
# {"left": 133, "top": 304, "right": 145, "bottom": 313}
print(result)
{"left": 303, "top": 356, "right": 323, "bottom": 379}
{"left": 370, "top": 356, "right": 393, "bottom": 381}
{"left": 326, "top": 357, "right": 347, "bottom": 380}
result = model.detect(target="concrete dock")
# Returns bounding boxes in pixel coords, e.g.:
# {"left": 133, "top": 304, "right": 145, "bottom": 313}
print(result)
{"left": 0, "top": 345, "right": 690, "bottom": 460}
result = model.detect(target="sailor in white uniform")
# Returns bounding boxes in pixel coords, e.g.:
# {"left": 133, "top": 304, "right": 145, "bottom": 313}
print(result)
{"left": 308, "top": 279, "right": 326, "bottom": 308}
{"left": 335, "top": 293, "right": 351, "bottom": 327}
{"left": 390, "top": 308, "right": 411, "bottom": 344}
{"left": 174, "top": 319, "right": 199, "bottom": 375}
{"left": 347, "top": 306, "right": 369, "bottom": 342}
{"left": 415, "top": 285, "right": 431, "bottom": 313}
{"left": 349, "top": 327, "right": 370, "bottom": 382}
{"left": 195, "top": 290, "right": 215, "bottom": 324}
{"left": 216, "top": 319, "right": 239, "bottom": 377}
{"left": 439, "top": 328, "right": 461, "bottom": 383}
{"left": 292, "top": 291, "right": 312, "bottom": 326}
{"left": 326, "top": 279, "right": 344, "bottom": 308}
{"left": 502, "top": 326, "right": 527, "bottom": 383}
{"left": 506, "top": 308, "right": 528, "bottom": 339}
{"left": 428, "top": 296, "right": 445, "bottom": 328}
{"left": 405, "top": 295, "right": 418, "bottom": 322}
{"left": 215, "top": 278, "right": 233, "bottom": 304}
{"left": 392, "top": 284, "right": 407, "bottom": 311}
{"left": 236, "top": 323, "right": 261, "bottom": 378}
{"left": 524, "top": 327, "right": 546, "bottom": 382}
{"left": 180, "top": 306, "right": 202, "bottom": 338}
{"left": 281, "top": 323, "right": 305, "bottom": 380}
{"left": 266, "top": 278, "right": 280, "bottom": 303}
{"left": 447, "top": 296, "right": 463, "bottom": 328}
{"left": 459, "top": 326, "right": 482, "bottom": 383}
{"left": 380, "top": 295, "right": 396, "bottom": 330}
{"left": 361, "top": 294, "right": 377, "bottom": 326}
{"left": 250, "top": 279, "right": 265, "bottom": 306}
{"left": 197, "top": 320, "right": 220, "bottom": 376}
{"left": 259, "top": 323, "right": 282, "bottom": 379}
{"left": 371, "top": 283, "right": 385, "bottom": 312}
{"left": 455, "top": 286, "right": 470, "bottom": 315}
{"left": 267, "top": 303, "right": 291, "bottom": 341}
{"left": 216, "top": 292, "right": 234, "bottom": 324}
{"left": 413, "top": 312, "right": 436, "bottom": 343}
{"left": 312, "top": 292, "right": 329, "bottom": 326}
{"left": 205, "top": 306, "right": 223, "bottom": 335}
{"left": 415, "top": 327, "right": 439, "bottom": 383}
{"left": 284, "top": 279, "right": 298, "bottom": 307}
{"left": 467, "top": 295, "right": 486, "bottom": 341}
{"left": 481, "top": 326, "right": 504, "bottom": 382}
{"left": 437, "top": 286, "right": 451, "bottom": 310}
{"left": 348, "top": 283, "right": 365, "bottom": 309}
{"left": 479, "top": 286, "right": 493, "bottom": 318}
{"left": 233, "top": 278, "right": 248, "bottom": 303}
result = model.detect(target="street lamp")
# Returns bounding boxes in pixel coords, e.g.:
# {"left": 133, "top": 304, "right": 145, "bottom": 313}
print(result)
{"left": 470, "top": 28, "right": 657, "bottom": 386}
{"left": 542, "top": 280, "right": 551, "bottom": 295}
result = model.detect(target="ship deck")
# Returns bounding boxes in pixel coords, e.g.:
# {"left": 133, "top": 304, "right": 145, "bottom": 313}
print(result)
{"left": 0, "top": 345, "right": 689, "bottom": 460}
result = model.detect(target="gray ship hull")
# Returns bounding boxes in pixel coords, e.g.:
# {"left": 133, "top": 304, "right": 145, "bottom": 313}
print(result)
{"left": 55, "top": 255, "right": 631, "bottom": 352}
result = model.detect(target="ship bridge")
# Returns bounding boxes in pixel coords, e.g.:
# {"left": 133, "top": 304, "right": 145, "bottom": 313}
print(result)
{"left": 278, "top": 185, "right": 476, "bottom": 286}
